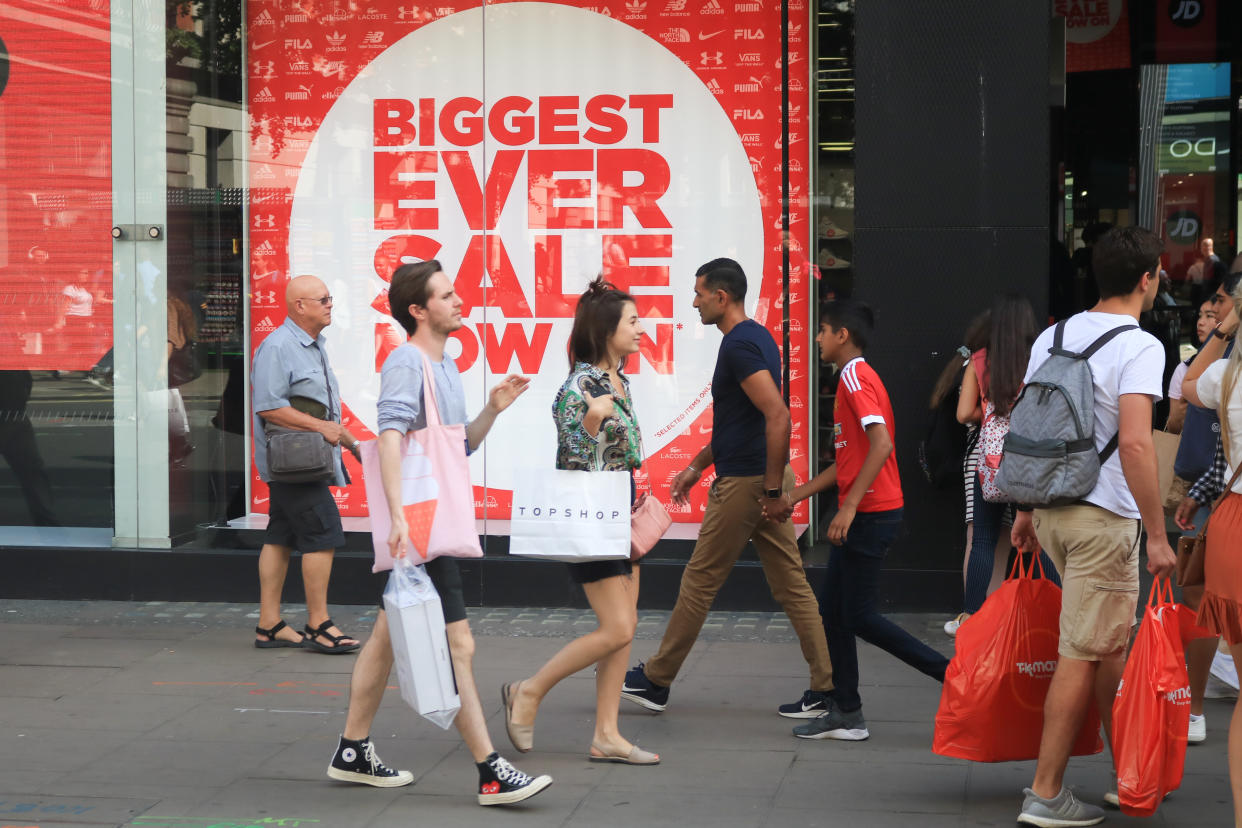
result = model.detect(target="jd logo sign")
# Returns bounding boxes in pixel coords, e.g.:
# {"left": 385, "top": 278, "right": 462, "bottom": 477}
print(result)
{"left": 1167, "top": 210, "right": 1202, "bottom": 244}
{"left": 1168, "top": 0, "right": 1203, "bottom": 26}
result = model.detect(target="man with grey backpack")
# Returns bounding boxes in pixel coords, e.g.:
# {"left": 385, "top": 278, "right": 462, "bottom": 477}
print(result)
{"left": 1000, "top": 227, "right": 1177, "bottom": 827}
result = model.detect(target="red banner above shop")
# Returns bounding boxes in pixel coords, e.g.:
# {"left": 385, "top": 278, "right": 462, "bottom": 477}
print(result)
{"left": 1056, "top": 0, "right": 1131, "bottom": 73}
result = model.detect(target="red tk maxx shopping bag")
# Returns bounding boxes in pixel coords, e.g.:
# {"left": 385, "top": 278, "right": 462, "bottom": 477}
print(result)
{"left": 933, "top": 553, "right": 1104, "bottom": 761}
{"left": 1113, "top": 579, "right": 1190, "bottom": 817}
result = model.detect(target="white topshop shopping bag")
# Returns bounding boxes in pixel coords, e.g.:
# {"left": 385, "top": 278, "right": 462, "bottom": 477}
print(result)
{"left": 509, "top": 469, "right": 630, "bottom": 563}
{"left": 382, "top": 560, "right": 460, "bottom": 729}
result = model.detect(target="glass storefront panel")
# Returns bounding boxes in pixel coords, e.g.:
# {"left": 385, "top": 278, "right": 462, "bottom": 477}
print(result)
{"left": 3, "top": 0, "right": 815, "bottom": 557}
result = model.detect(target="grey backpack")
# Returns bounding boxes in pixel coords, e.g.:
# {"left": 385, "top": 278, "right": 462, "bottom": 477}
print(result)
{"left": 993, "top": 320, "right": 1137, "bottom": 507}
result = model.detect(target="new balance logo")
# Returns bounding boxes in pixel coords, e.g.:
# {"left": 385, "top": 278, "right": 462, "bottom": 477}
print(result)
{"left": 664, "top": 0, "right": 687, "bottom": 12}
{"left": 362, "top": 32, "right": 385, "bottom": 46}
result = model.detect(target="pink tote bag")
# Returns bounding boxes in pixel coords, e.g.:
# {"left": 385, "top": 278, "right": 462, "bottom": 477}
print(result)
{"left": 363, "top": 349, "right": 483, "bottom": 573}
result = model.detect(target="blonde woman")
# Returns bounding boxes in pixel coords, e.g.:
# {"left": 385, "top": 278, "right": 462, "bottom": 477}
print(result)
{"left": 1182, "top": 281, "right": 1242, "bottom": 823}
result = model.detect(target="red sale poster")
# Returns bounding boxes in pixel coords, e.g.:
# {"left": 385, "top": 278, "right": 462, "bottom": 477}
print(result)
{"left": 247, "top": 0, "right": 811, "bottom": 525}
{"left": 0, "top": 2, "right": 113, "bottom": 370}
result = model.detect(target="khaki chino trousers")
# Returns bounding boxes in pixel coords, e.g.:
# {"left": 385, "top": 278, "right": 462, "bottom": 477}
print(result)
{"left": 644, "top": 469, "right": 834, "bottom": 691}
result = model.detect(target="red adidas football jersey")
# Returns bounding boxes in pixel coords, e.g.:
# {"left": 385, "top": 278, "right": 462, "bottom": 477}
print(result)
{"left": 833, "top": 357, "right": 903, "bottom": 512}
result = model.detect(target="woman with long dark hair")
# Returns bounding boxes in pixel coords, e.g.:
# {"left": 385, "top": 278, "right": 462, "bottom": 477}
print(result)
{"left": 950, "top": 294, "right": 1057, "bottom": 629}
{"left": 501, "top": 277, "right": 659, "bottom": 765}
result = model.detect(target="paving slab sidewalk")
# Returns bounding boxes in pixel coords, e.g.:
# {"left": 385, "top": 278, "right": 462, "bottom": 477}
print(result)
{"left": 0, "top": 600, "right": 1233, "bottom": 828}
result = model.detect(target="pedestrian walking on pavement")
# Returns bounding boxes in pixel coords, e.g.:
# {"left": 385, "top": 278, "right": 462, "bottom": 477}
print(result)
{"left": 503, "top": 277, "right": 659, "bottom": 766}
{"left": 326, "top": 260, "right": 552, "bottom": 806}
{"left": 251, "top": 274, "right": 362, "bottom": 654}
{"left": 620, "top": 257, "right": 833, "bottom": 721}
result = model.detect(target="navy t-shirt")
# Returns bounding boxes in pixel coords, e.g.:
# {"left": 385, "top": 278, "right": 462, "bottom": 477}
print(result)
{"left": 711, "top": 319, "right": 782, "bottom": 477}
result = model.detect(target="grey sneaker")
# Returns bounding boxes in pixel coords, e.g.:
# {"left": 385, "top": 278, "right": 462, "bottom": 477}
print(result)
{"left": 1017, "top": 787, "right": 1104, "bottom": 827}
{"left": 791, "top": 700, "right": 869, "bottom": 741}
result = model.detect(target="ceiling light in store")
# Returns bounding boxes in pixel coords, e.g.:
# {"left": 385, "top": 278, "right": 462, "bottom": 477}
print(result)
{"left": 1080, "top": 190, "right": 1088, "bottom": 197}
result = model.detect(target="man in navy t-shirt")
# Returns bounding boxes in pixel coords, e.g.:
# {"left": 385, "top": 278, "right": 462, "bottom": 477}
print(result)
{"left": 621, "top": 258, "right": 833, "bottom": 723}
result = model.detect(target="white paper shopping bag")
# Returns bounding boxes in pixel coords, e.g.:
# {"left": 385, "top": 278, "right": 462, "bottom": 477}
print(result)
{"left": 382, "top": 561, "right": 460, "bottom": 730}
{"left": 509, "top": 469, "right": 630, "bottom": 563}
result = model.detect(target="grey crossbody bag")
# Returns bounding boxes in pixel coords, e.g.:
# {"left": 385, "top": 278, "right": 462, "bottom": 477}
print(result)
{"left": 264, "top": 346, "right": 337, "bottom": 483}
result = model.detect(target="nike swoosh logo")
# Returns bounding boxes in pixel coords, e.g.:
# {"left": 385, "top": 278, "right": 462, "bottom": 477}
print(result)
{"left": 802, "top": 701, "right": 820, "bottom": 712}
{"left": 252, "top": 40, "right": 277, "bottom": 49}
{"left": 621, "top": 683, "right": 646, "bottom": 693}
{"left": 254, "top": 496, "right": 270, "bottom": 504}
{"left": 698, "top": 30, "right": 724, "bottom": 39}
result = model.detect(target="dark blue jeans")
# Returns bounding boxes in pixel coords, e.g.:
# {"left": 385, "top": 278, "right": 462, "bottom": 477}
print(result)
{"left": 819, "top": 508, "right": 950, "bottom": 712}
{"left": 964, "top": 476, "right": 1060, "bottom": 613}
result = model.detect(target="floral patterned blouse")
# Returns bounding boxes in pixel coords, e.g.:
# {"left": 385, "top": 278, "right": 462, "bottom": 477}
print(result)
{"left": 553, "top": 362, "right": 643, "bottom": 472}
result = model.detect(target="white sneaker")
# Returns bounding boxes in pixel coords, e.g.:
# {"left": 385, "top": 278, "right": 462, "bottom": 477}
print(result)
{"left": 817, "top": 218, "right": 849, "bottom": 239}
{"left": 819, "top": 254, "right": 851, "bottom": 270}
{"left": 943, "top": 612, "right": 968, "bottom": 636}
{"left": 1188, "top": 713, "right": 1206, "bottom": 744}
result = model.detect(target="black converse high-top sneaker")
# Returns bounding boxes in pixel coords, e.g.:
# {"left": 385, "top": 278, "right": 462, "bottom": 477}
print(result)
{"left": 327, "top": 736, "right": 414, "bottom": 787}
{"left": 476, "top": 752, "right": 553, "bottom": 805}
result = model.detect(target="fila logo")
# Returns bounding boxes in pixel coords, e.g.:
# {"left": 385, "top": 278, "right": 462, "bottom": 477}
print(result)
{"left": 700, "top": 51, "right": 724, "bottom": 66}
{"left": 734, "top": 28, "right": 763, "bottom": 39}
{"left": 254, "top": 87, "right": 276, "bottom": 103}
{"left": 253, "top": 214, "right": 276, "bottom": 230}
{"left": 739, "top": 52, "right": 762, "bottom": 64}
{"left": 255, "top": 315, "right": 277, "bottom": 332}
{"left": 284, "top": 85, "right": 313, "bottom": 100}
{"left": 660, "top": 28, "right": 690, "bottom": 42}
{"left": 362, "top": 31, "right": 385, "bottom": 46}
{"left": 733, "top": 108, "right": 764, "bottom": 120}
{"left": 734, "top": 76, "right": 763, "bottom": 92}
{"left": 253, "top": 290, "right": 277, "bottom": 305}
{"left": 705, "top": 78, "right": 724, "bottom": 95}
{"left": 251, "top": 60, "right": 275, "bottom": 78}
{"left": 253, "top": 9, "right": 274, "bottom": 25}
{"left": 284, "top": 38, "right": 311, "bottom": 50}
{"left": 326, "top": 31, "right": 347, "bottom": 49}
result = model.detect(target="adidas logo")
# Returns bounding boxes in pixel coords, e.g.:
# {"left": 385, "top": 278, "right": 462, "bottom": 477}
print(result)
{"left": 326, "top": 31, "right": 347, "bottom": 49}
{"left": 705, "top": 78, "right": 723, "bottom": 95}
{"left": 254, "top": 164, "right": 275, "bottom": 179}
{"left": 625, "top": 0, "right": 646, "bottom": 12}
{"left": 254, "top": 87, "right": 275, "bottom": 103}
{"left": 254, "top": 240, "right": 277, "bottom": 256}
{"left": 253, "top": 9, "right": 274, "bottom": 25}
{"left": 700, "top": 0, "right": 724, "bottom": 12}
{"left": 255, "top": 315, "right": 277, "bottom": 332}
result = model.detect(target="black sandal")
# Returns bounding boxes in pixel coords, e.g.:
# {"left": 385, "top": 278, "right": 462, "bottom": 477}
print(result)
{"left": 254, "top": 619, "right": 305, "bottom": 649}
{"left": 304, "top": 619, "right": 361, "bottom": 654}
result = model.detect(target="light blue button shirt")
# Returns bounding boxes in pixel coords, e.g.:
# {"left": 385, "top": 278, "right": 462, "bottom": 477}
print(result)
{"left": 251, "top": 318, "right": 348, "bottom": 486}
{"left": 376, "top": 343, "right": 470, "bottom": 436}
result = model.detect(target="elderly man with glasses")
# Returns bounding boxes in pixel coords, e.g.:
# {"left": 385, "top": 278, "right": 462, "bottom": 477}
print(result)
{"left": 250, "top": 274, "right": 363, "bottom": 654}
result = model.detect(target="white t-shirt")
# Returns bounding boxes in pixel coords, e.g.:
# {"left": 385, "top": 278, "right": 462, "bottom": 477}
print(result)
{"left": 1024, "top": 311, "right": 1165, "bottom": 519}
{"left": 1194, "top": 359, "right": 1242, "bottom": 495}
{"left": 1168, "top": 360, "right": 1188, "bottom": 401}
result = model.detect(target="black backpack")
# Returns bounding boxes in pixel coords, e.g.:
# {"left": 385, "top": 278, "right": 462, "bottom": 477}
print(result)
{"left": 918, "top": 362, "right": 972, "bottom": 489}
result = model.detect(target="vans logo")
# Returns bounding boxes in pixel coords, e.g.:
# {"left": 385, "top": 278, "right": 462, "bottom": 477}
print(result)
{"left": 1016, "top": 660, "right": 1057, "bottom": 677}
{"left": 739, "top": 52, "right": 762, "bottom": 64}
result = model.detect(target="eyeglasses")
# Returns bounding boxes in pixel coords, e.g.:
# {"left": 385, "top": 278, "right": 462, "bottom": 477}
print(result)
{"left": 301, "top": 295, "right": 333, "bottom": 306}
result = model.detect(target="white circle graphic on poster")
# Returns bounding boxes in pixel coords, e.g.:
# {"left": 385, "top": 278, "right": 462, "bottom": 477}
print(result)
{"left": 1056, "top": 0, "right": 1122, "bottom": 43}
{"left": 289, "top": 2, "right": 763, "bottom": 492}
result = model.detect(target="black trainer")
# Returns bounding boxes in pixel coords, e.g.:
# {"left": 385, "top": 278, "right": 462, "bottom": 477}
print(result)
{"left": 778, "top": 689, "right": 831, "bottom": 719}
{"left": 621, "top": 662, "right": 670, "bottom": 712}
{"left": 326, "top": 735, "right": 414, "bottom": 787}
{"left": 477, "top": 753, "right": 553, "bottom": 805}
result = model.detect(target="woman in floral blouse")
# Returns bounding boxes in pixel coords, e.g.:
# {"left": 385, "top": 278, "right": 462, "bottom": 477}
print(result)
{"left": 501, "top": 278, "right": 659, "bottom": 766}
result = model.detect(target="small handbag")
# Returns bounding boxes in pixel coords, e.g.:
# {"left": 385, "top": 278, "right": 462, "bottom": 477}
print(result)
{"left": 630, "top": 490, "right": 672, "bottom": 561}
{"left": 265, "top": 346, "right": 337, "bottom": 483}
{"left": 1176, "top": 463, "right": 1242, "bottom": 587}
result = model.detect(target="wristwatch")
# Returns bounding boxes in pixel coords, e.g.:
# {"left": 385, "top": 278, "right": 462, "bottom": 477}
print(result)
{"left": 764, "top": 487, "right": 781, "bottom": 499}
{"left": 1213, "top": 325, "right": 1236, "bottom": 341}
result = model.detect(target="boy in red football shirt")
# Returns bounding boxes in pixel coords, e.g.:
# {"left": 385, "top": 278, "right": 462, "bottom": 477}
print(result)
{"left": 766, "top": 299, "right": 949, "bottom": 741}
